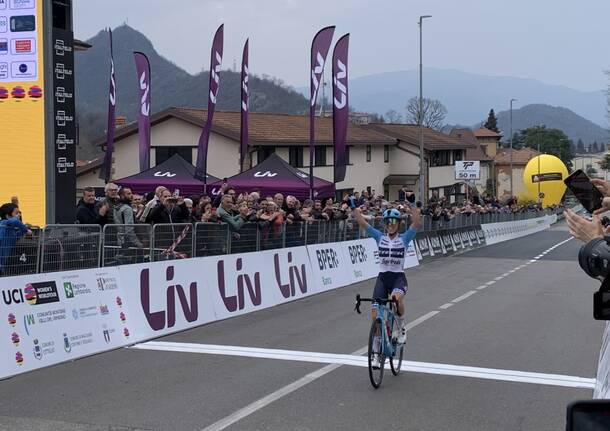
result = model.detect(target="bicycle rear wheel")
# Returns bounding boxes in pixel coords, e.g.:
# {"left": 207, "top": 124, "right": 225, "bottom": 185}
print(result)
{"left": 368, "top": 320, "right": 384, "bottom": 389}
{"left": 390, "top": 342, "right": 404, "bottom": 376}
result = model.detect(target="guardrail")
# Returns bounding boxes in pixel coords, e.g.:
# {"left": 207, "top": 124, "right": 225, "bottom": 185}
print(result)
{"left": 0, "top": 210, "right": 559, "bottom": 277}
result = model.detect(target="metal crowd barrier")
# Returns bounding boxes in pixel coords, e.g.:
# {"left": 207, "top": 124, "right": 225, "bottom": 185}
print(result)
{"left": 0, "top": 210, "right": 558, "bottom": 277}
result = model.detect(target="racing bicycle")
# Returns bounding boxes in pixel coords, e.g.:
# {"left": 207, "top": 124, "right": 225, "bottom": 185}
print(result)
{"left": 355, "top": 294, "right": 404, "bottom": 389}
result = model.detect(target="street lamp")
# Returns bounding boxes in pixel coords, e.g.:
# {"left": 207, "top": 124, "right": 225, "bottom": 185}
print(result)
{"left": 418, "top": 14, "right": 432, "bottom": 204}
{"left": 509, "top": 98, "right": 517, "bottom": 199}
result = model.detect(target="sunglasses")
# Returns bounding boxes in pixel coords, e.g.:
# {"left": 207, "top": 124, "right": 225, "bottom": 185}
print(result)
{"left": 385, "top": 218, "right": 400, "bottom": 225}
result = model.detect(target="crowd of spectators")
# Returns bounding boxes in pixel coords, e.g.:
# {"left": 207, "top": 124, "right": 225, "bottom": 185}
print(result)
{"left": 74, "top": 183, "right": 553, "bottom": 232}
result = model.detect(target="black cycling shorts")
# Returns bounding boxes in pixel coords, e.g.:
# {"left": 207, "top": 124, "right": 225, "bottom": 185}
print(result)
{"left": 372, "top": 272, "right": 408, "bottom": 299}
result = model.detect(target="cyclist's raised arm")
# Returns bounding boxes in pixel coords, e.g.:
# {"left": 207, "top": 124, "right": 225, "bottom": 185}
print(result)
{"left": 353, "top": 208, "right": 382, "bottom": 243}
{"left": 401, "top": 207, "right": 421, "bottom": 245}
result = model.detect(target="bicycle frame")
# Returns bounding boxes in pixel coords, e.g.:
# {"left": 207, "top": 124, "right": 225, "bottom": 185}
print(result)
{"left": 355, "top": 295, "right": 399, "bottom": 357}
{"left": 372, "top": 302, "right": 398, "bottom": 358}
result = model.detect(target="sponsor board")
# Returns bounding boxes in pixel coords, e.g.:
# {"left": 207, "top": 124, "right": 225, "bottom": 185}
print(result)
{"left": 415, "top": 234, "right": 432, "bottom": 258}
{"left": 0, "top": 268, "right": 130, "bottom": 379}
{"left": 404, "top": 242, "right": 420, "bottom": 269}
{"left": 481, "top": 215, "right": 555, "bottom": 245}
{"left": 341, "top": 238, "right": 380, "bottom": 283}
{"left": 460, "top": 230, "right": 472, "bottom": 248}
{"left": 427, "top": 232, "right": 445, "bottom": 255}
{"left": 452, "top": 231, "right": 464, "bottom": 250}
{"left": 440, "top": 231, "right": 456, "bottom": 253}
{"left": 307, "top": 243, "right": 352, "bottom": 293}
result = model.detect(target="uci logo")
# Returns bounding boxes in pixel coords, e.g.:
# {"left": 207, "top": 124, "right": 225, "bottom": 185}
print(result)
{"left": 254, "top": 171, "right": 277, "bottom": 178}
{"left": 154, "top": 171, "right": 177, "bottom": 178}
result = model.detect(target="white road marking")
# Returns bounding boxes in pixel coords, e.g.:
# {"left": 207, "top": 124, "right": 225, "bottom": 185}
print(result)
{"left": 451, "top": 290, "right": 477, "bottom": 303}
{"left": 184, "top": 235, "right": 575, "bottom": 430}
{"left": 135, "top": 341, "right": 595, "bottom": 391}
{"left": 494, "top": 276, "right": 504, "bottom": 281}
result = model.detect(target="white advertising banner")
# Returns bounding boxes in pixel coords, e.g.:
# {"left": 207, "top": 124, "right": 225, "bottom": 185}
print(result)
{"left": 204, "top": 246, "right": 316, "bottom": 322}
{"left": 307, "top": 242, "right": 353, "bottom": 293}
{"left": 341, "top": 238, "right": 380, "bottom": 284}
{"left": 0, "top": 268, "right": 131, "bottom": 379}
{"left": 117, "top": 259, "right": 217, "bottom": 343}
{"left": 404, "top": 242, "right": 420, "bottom": 269}
{"left": 482, "top": 215, "right": 555, "bottom": 245}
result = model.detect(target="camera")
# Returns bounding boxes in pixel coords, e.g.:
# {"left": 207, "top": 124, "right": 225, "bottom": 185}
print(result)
{"left": 578, "top": 235, "right": 610, "bottom": 320}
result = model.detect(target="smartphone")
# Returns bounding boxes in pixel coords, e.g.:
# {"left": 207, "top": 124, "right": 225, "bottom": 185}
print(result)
{"left": 564, "top": 169, "right": 604, "bottom": 213}
{"left": 173, "top": 189, "right": 180, "bottom": 198}
{"left": 566, "top": 400, "right": 610, "bottom": 430}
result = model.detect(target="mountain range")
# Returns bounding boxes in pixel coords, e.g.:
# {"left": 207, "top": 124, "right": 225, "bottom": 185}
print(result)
{"left": 494, "top": 104, "right": 609, "bottom": 147}
{"left": 75, "top": 25, "right": 308, "bottom": 158}
{"left": 339, "top": 69, "right": 608, "bottom": 129}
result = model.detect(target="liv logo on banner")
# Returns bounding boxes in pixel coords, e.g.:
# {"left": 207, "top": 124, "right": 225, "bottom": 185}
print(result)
{"left": 119, "top": 260, "right": 216, "bottom": 341}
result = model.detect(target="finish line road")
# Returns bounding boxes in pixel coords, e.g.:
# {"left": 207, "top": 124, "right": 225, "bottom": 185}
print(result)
{"left": 0, "top": 223, "right": 602, "bottom": 431}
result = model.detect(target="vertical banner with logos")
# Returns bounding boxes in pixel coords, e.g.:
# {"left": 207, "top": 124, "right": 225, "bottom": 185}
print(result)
{"left": 332, "top": 33, "right": 349, "bottom": 183}
{"left": 240, "top": 38, "right": 248, "bottom": 172}
{"left": 51, "top": 20, "right": 76, "bottom": 223}
{"left": 0, "top": 268, "right": 131, "bottom": 379}
{"left": 100, "top": 28, "right": 116, "bottom": 183}
{"left": 308, "top": 25, "right": 335, "bottom": 198}
{"left": 133, "top": 51, "right": 151, "bottom": 173}
{"left": 195, "top": 24, "right": 223, "bottom": 184}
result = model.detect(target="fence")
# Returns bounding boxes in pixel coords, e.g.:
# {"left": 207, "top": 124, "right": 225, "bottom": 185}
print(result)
{"left": 0, "top": 210, "right": 558, "bottom": 277}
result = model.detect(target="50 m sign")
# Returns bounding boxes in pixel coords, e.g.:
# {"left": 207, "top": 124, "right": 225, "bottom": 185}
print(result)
{"left": 455, "top": 161, "right": 480, "bottom": 180}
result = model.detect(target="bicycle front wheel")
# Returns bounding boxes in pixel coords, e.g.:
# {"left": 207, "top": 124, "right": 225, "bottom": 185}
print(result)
{"left": 390, "top": 342, "right": 404, "bottom": 376}
{"left": 368, "top": 320, "right": 384, "bottom": 389}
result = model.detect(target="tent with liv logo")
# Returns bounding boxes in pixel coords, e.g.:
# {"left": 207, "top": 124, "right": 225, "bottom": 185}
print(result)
{"left": 210, "top": 153, "right": 335, "bottom": 199}
{"left": 114, "top": 154, "right": 219, "bottom": 196}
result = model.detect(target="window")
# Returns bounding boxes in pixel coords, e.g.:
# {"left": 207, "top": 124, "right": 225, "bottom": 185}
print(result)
{"left": 453, "top": 150, "right": 463, "bottom": 162}
{"left": 346, "top": 146, "right": 351, "bottom": 165}
{"left": 384, "top": 145, "right": 389, "bottom": 163}
{"left": 315, "top": 146, "right": 327, "bottom": 166}
{"left": 257, "top": 146, "right": 275, "bottom": 163}
{"left": 289, "top": 147, "right": 304, "bottom": 167}
{"left": 155, "top": 146, "right": 193, "bottom": 164}
{"left": 430, "top": 150, "right": 450, "bottom": 167}
{"left": 366, "top": 145, "right": 372, "bottom": 162}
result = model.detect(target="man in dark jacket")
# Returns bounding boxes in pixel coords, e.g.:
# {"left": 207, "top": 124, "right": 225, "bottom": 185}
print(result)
{"left": 76, "top": 187, "right": 108, "bottom": 225}
{"left": 148, "top": 189, "right": 190, "bottom": 224}
{"left": 99, "top": 183, "right": 119, "bottom": 224}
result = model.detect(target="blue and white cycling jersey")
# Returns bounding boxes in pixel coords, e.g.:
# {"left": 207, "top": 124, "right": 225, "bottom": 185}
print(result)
{"left": 366, "top": 226, "right": 417, "bottom": 273}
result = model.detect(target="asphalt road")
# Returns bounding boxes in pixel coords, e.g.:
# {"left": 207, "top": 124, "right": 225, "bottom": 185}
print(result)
{"left": 0, "top": 222, "right": 604, "bottom": 431}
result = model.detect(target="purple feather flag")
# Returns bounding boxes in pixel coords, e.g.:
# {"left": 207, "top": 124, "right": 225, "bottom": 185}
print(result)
{"left": 195, "top": 24, "right": 224, "bottom": 183}
{"left": 134, "top": 52, "right": 151, "bottom": 173}
{"left": 332, "top": 34, "right": 349, "bottom": 183}
{"left": 240, "top": 39, "right": 249, "bottom": 172}
{"left": 309, "top": 26, "right": 335, "bottom": 198}
{"left": 100, "top": 28, "right": 116, "bottom": 182}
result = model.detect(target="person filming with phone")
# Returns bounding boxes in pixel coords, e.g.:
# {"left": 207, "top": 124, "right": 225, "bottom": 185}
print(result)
{"left": 148, "top": 189, "right": 190, "bottom": 225}
{"left": 564, "top": 173, "right": 610, "bottom": 243}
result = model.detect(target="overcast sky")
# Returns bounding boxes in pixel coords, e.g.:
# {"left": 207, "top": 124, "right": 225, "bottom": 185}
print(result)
{"left": 74, "top": 0, "right": 610, "bottom": 92}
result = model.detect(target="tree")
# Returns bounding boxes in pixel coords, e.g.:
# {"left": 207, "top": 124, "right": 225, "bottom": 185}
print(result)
{"left": 576, "top": 139, "right": 585, "bottom": 153}
{"left": 601, "top": 143, "right": 607, "bottom": 152}
{"left": 599, "top": 153, "right": 610, "bottom": 172}
{"left": 484, "top": 109, "right": 500, "bottom": 133}
{"left": 592, "top": 141, "right": 600, "bottom": 153}
{"left": 517, "top": 125, "right": 575, "bottom": 170}
{"left": 384, "top": 110, "right": 403, "bottom": 124}
{"left": 405, "top": 97, "right": 447, "bottom": 130}
{"left": 510, "top": 132, "right": 523, "bottom": 150}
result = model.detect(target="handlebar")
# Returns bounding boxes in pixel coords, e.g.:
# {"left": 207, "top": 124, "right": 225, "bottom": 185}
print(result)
{"left": 354, "top": 294, "right": 399, "bottom": 314}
